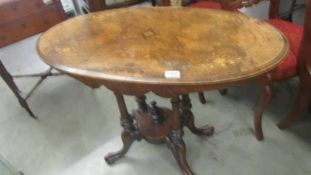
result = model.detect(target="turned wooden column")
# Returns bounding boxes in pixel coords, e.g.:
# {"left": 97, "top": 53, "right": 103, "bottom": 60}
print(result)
{"left": 136, "top": 95, "right": 148, "bottom": 112}
{"left": 105, "top": 93, "right": 140, "bottom": 164}
{"left": 167, "top": 95, "right": 193, "bottom": 175}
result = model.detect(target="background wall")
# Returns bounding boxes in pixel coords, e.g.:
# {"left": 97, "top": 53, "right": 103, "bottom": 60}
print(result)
{"left": 240, "top": 0, "right": 305, "bottom": 24}
{"left": 59, "top": 0, "right": 305, "bottom": 24}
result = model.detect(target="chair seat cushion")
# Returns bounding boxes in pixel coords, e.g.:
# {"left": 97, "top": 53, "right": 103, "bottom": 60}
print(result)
{"left": 189, "top": 1, "right": 222, "bottom": 9}
{"left": 266, "top": 19, "right": 304, "bottom": 80}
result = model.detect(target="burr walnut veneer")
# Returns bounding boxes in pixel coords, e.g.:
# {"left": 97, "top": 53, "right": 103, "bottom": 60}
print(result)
{"left": 37, "top": 7, "right": 288, "bottom": 175}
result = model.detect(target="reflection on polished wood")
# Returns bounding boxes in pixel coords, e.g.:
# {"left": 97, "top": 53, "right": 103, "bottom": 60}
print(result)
{"left": 37, "top": 7, "right": 288, "bottom": 175}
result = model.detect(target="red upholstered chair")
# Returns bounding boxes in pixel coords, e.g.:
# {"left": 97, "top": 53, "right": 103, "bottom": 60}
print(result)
{"left": 194, "top": 0, "right": 311, "bottom": 140}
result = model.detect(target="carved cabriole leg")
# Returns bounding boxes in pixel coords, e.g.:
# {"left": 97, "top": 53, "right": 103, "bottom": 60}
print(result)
{"left": 278, "top": 81, "right": 311, "bottom": 129}
{"left": 181, "top": 94, "right": 214, "bottom": 136}
{"left": 105, "top": 93, "right": 140, "bottom": 164}
{"left": 167, "top": 96, "right": 193, "bottom": 175}
{"left": 254, "top": 85, "right": 272, "bottom": 141}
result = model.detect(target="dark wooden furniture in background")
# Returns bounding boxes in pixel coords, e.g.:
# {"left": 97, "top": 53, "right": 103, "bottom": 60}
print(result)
{"left": 0, "top": 0, "right": 66, "bottom": 118}
{"left": 80, "top": 0, "right": 156, "bottom": 13}
{"left": 37, "top": 7, "right": 287, "bottom": 175}
{"left": 278, "top": 0, "right": 311, "bottom": 129}
{"left": 0, "top": 0, "right": 65, "bottom": 47}
{"left": 194, "top": 0, "right": 310, "bottom": 140}
{"left": 0, "top": 60, "right": 36, "bottom": 119}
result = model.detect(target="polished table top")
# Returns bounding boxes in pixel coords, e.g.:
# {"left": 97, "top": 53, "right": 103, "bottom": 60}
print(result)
{"left": 37, "top": 7, "right": 288, "bottom": 86}
{"left": 37, "top": 8, "right": 289, "bottom": 174}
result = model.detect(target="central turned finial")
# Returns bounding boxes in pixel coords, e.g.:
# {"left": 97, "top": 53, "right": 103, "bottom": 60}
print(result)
{"left": 150, "top": 101, "right": 164, "bottom": 124}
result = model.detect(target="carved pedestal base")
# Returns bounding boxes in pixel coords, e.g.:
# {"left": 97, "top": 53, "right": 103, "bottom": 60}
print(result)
{"left": 105, "top": 130, "right": 141, "bottom": 164}
{"left": 105, "top": 94, "right": 214, "bottom": 175}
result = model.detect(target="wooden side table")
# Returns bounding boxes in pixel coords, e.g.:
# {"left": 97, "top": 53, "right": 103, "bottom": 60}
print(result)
{"left": 37, "top": 7, "right": 288, "bottom": 175}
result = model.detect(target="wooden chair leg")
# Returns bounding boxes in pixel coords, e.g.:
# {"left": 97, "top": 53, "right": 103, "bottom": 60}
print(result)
{"left": 278, "top": 82, "right": 311, "bottom": 129}
{"left": 219, "top": 88, "right": 228, "bottom": 95}
{"left": 254, "top": 85, "right": 272, "bottom": 141}
{"left": 151, "top": 0, "right": 156, "bottom": 6}
{"left": 198, "top": 92, "right": 206, "bottom": 104}
{"left": 198, "top": 88, "right": 228, "bottom": 104}
{"left": 0, "top": 61, "right": 37, "bottom": 119}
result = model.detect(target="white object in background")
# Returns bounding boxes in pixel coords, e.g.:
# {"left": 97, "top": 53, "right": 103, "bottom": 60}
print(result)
{"left": 165, "top": 70, "right": 181, "bottom": 79}
{"left": 239, "top": 0, "right": 270, "bottom": 20}
{"left": 42, "top": 0, "right": 72, "bottom": 12}
{"left": 71, "top": 0, "right": 82, "bottom": 15}
{"left": 59, "top": 0, "right": 76, "bottom": 14}
{"left": 42, "top": 0, "right": 53, "bottom": 5}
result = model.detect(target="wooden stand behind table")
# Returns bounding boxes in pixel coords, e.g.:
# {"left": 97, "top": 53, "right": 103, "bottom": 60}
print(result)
{"left": 0, "top": 0, "right": 66, "bottom": 118}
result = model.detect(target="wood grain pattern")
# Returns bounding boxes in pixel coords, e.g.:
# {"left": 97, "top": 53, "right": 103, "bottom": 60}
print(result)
{"left": 37, "top": 7, "right": 289, "bottom": 174}
{"left": 37, "top": 7, "right": 288, "bottom": 88}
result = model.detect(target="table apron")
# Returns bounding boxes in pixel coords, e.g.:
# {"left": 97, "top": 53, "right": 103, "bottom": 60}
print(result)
{"left": 70, "top": 74, "right": 269, "bottom": 98}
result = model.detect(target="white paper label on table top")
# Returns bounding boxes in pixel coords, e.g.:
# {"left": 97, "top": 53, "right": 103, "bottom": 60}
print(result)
{"left": 165, "top": 70, "right": 181, "bottom": 79}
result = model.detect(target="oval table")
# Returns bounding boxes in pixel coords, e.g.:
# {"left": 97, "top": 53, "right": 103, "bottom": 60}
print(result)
{"left": 37, "top": 7, "right": 288, "bottom": 175}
